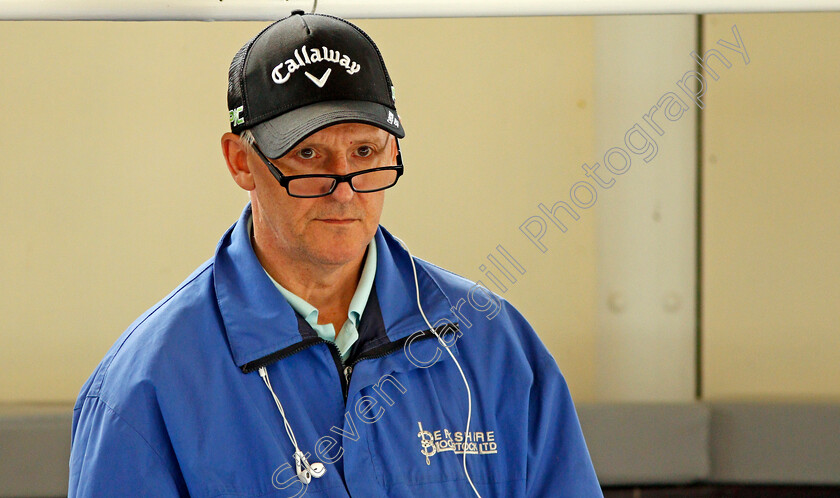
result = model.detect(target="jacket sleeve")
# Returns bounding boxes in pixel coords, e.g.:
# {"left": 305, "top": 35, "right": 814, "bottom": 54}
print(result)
{"left": 69, "top": 395, "right": 188, "bottom": 497}
{"left": 525, "top": 348, "right": 603, "bottom": 497}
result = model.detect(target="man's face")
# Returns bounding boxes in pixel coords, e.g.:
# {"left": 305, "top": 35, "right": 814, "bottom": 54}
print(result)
{"left": 247, "top": 123, "right": 397, "bottom": 269}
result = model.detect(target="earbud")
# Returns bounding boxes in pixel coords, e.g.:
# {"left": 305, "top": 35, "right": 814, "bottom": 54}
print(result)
{"left": 309, "top": 462, "right": 326, "bottom": 478}
{"left": 294, "top": 450, "right": 325, "bottom": 485}
{"left": 294, "top": 452, "right": 312, "bottom": 484}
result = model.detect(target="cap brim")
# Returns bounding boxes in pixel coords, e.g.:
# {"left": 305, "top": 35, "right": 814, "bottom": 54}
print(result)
{"left": 250, "top": 100, "right": 405, "bottom": 159}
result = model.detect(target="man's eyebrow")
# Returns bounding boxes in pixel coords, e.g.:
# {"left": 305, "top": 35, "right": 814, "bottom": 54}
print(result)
{"left": 368, "top": 133, "right": 392, "bottom": 147}
{"left": 298, "top": 134, "right": 390, "bottom": 148}
{"left": 369, "top": 136, "right": 390, "bottom": 149}
{"left": 349, "top": 133, "right": 389, "bottom": 146}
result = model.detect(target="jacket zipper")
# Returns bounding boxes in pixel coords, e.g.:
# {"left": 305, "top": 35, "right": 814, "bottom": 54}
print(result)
{"left": 344, "top": 365, "right": 353, "bottom": 387}
{"left": 253, "top": 325, "right": 455, "bottom": 401}
{"left": 328, "top": 334, "right": 436, "bottom": 403}
{"left": 323, "top": 340, "right": 353, "bottom": 402}
{"left": 240, "top": 337, "right": 323, "bottom": 374}
{"left": 347, "top": 327, "right": 444, "bottom": 369}
{"left": 339, "top": 328, "right": 447, "bottom": 398}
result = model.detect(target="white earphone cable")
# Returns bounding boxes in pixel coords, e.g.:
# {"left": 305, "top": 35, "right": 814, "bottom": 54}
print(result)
{"left": 259, "top": 366, "right": 302, "bottom": 453}
{"left": 259, "top": 366, "right": 326, "bottom": 485}
{"left": 396, "top": 236, "right": 483, "bottom": 498}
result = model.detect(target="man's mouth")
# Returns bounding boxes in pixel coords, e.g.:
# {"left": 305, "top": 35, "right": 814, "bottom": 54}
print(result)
{"left": 317, "top": 218, "right": 356, "bottom": 224}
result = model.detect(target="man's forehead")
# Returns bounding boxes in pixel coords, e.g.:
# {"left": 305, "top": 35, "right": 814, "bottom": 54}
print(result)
{"left": 297, "top": 123, "right": 391, "bottom": 145}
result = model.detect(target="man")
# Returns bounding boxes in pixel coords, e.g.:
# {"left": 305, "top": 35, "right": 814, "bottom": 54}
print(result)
{"left": 69, "top": 11, "right": 601, "bottom": 497}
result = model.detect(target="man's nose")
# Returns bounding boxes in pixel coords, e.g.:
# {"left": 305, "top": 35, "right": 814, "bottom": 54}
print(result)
{"left": 329, "top": 179, "right": 355, "bottom": 202}
{"left": 327, "top": 154, "right": 355, "bottom": 202}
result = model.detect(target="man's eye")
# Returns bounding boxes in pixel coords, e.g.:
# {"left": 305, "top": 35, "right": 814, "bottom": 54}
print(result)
{"left": 298, "top": 148, "right": 316, "bottom": 159}
{"left": 356, "top": 145, "right": 373, "bottom": 157}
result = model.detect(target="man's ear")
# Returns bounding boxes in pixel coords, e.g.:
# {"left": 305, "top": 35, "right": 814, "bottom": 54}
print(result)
{"left": 221, "top": 132, "right": 256, "bottom": 191}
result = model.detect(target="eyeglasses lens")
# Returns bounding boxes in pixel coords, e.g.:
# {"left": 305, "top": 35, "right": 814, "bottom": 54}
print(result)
{"left": 286, "top": 169, "right": 399, "bottom": 197}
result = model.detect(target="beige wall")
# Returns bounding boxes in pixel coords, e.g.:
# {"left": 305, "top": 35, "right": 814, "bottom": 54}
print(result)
{"left": 702, "top": 13, "right": 840, "bottom": 400}
{"left": 0, "top": 18, "right": 597, "bottom": 403}
{"left": 2, "top": 13, "right": 838, "bottom": 405}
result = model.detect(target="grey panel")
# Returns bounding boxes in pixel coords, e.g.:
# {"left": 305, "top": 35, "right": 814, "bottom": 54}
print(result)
{"left": 709, "top": 402, "right": 840, "bottom": 485}
{"left": 0, "top": 404, "right": 72, "bottom": 498}
{"left": 577, "top": 402, "right": 711, "bottom": 486}
{"left": 4, "top": 401, "right": 839, "bottom": 494}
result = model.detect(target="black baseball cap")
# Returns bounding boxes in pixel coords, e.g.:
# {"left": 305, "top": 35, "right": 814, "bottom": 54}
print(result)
{"left": 227, "top": 11, "right": 405, "bottom": 159}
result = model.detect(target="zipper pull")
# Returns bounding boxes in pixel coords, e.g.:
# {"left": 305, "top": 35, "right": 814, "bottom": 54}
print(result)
{"left": 344, "top": 365, "right": 353, "bottom": 386}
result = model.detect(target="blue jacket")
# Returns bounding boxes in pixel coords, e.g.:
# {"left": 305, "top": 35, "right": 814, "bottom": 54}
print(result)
{"left": 70, "top": 205, "right": 601, "bottom": 497}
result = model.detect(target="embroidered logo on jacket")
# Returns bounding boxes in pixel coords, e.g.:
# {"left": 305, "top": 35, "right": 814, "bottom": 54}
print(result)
{"left": 416, "top": 421, "right": 498, "bottom": 466}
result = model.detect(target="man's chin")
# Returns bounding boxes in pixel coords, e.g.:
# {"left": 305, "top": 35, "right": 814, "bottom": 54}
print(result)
{"left": 306, "top": 238, "right": 369, "bottom": 267}
{"left": 308, "top": 250, "right": 365, "bottom": 268}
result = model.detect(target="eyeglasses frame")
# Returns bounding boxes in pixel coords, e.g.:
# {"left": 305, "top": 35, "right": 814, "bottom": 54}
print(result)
{"left": 250, "top": 138, "right": 404, "bottom": 199}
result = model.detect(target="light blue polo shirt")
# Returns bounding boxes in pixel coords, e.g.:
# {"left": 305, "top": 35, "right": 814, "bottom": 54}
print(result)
{"left": 248, "top": 216, "right": 375, "bottom": 360}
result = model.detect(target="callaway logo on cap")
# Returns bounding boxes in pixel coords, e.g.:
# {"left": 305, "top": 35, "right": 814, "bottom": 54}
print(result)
{"left": 271, "top": 45, "right": 362, "bottom": 86}
{"left": 227, "top": 11, "right": 405, "bottom": 159}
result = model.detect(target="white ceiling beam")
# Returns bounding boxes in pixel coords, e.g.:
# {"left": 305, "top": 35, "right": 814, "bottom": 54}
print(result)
{"left": 1, "top": 0, "right": 839, "bottom": 21}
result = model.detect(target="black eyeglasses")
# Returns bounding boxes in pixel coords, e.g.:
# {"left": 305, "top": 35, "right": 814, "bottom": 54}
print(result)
{"left": 251, "top": 141, "right": 404, "bottom": 199}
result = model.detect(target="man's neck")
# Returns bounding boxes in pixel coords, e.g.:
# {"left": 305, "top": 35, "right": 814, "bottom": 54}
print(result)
{"left": 251, "top": 227, "right": 364, "bottom": 332}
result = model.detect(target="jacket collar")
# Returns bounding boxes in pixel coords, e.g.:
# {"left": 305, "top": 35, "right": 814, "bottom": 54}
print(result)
{"left": 214, "top": 204, "right": 455, "bottom": 370}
